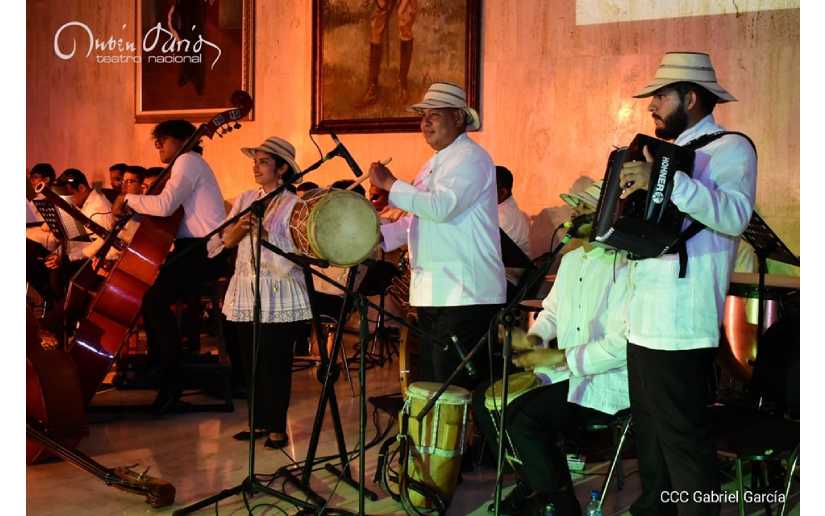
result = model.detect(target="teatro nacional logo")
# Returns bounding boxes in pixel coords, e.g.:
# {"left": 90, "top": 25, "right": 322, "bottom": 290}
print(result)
{"left": 53, "top": 20, "right": 222, "bottom": 68}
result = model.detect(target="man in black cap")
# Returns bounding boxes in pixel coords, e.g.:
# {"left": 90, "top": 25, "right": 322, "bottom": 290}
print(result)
{"left": 44, "top": 168, "right": 114, "bottom": 273}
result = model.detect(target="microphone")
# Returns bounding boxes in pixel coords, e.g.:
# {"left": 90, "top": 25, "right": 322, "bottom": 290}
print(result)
{"left": 329, "top": 132, "right": 363, "bottom": 177}
{"left": 448, "top": 334, "right": 478, "bottom": 379}
{"left": 562, "top": 213, "right": 595, "bottom": 238}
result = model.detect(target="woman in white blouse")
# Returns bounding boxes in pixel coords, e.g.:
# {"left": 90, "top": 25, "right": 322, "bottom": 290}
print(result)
{"left": 219, "top": 136, "right": 312, "bottom": 449}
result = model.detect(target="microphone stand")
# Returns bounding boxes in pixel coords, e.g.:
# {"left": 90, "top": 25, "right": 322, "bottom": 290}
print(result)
{"left": 491, "top": 225, "right": 582, "bottom": 515}
{"left": 173, "top": 183, "right": 319, "bottom": 516}
{"left": 172, "top": 144, "right": 446, "bottom": 513}
{"left": 264, "top": 242, "right": 436, "bottom": 512}
{"left": 174, "top": 154, "right": 371, "bottom": 515}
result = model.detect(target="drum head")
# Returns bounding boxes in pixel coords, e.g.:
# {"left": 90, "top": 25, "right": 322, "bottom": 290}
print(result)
{"left": 484, "top": 372, "right": 540, "bottom": 410}
{"left": 407, "top": 382, "right": 471, "bottom": 404}
{"left": 308, "top": 190, "right": 379, "bottom": 267}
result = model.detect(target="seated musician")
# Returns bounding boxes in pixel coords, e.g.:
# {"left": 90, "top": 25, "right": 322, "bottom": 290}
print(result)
{"left": 496, "top": 165, "right": 531, "bottom": 299}
{"left": 84, "top": 166, "right": 146, "bottom": 264}
{"left": 295, "top": 181, "right": 319, "bottom": 199}
{"left": 28, "top": 162, "right": 56, "bottom": 190}
{"left": 27, "top": 163, "right": 57, "bottom": 242}
{"left": 27, "top": 163, "right": 61, "bottom": 327}
{"left": 101, "top": 163, "right": 127, "bottom": 203}
{"left": 43, "top": 169, "right": 114, "bottom": 275}
{"left": 121, "top": 165, "right": 146, "bottom": 193}
{"left": 211, "top": 136, "right": 312, "bottom": 449}
{"left": 471, "top": 181, "right": 630, "bottom": 516}
{"left": 142, "top": 166, "right": 163, "bottom": 193}
{"left": 112, "top": 119, "right": 226, "bottom": 415}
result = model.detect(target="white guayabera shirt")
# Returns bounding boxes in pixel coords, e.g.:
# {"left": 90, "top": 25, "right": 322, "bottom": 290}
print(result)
{"left": 529, "top": 246, "right": 630, "bottom": 416}
{"left": 124, "top": 151, "right": 225, "bottom": 239}
{"left": 380, "top": 132, "right": 506, "bottom": 307}
{"left": 627, "top": 114, "right": 757, "bottom": 351}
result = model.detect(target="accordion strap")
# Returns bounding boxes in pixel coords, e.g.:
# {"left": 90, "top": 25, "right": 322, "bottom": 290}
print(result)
{"left": 673, "top": 221, "right": 706, "bottom": 278}
{"left": 670, "top": 131, "right": 756, "bottom": 278}
{"left": 682, "top": 131, "right": 757, "bottom": 155}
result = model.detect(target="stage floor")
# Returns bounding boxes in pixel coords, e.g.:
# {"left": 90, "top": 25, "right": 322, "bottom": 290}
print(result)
{"left": 26, "top": 337, "right": 799, "bottom": 515}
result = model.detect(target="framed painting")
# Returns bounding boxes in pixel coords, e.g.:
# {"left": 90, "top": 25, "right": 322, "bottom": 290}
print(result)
{"left": 311, "top": 0, "right": 481, "bottom": 133}
{"left": 135, "top": 0, "right": 254, "bottom": 122}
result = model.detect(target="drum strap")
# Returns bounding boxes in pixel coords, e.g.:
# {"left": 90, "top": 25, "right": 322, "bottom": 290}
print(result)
{"left": 669, "top": 131, "right": 757, "bottom": 278}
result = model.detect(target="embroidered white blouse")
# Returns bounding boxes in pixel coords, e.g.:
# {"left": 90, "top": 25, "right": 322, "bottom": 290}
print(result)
{"left": 218, "top": 189, "right": 312, "bottom": 323}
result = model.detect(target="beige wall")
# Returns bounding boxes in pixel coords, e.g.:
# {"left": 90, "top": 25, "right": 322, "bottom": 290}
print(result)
{"left": 28, "top": 1, "right": 800, "bottom": 257}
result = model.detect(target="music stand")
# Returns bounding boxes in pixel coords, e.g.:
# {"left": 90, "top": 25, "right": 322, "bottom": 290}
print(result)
{"left": 32, "top": 198, "right": 71, "bottom": 243}
{"left": 499, "top": 229, "right": 532, "bottom": 269}
{"left": 740, "top": 211, "right": 800, "bottom": 338}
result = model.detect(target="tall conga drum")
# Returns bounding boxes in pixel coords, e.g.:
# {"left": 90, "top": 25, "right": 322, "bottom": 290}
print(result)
{"left": 403, "top": 382, "right": 471, "bottom": 507}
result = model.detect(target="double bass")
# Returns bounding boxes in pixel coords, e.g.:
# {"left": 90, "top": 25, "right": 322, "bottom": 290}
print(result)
{"left": 27, "top": 308, "right": 175, "bottom": 507}
{"left": 27, "top": 91, "right": 252, "bottom": 497}
{"left": 67, "top": 90, "right": 253, "bottom": 404}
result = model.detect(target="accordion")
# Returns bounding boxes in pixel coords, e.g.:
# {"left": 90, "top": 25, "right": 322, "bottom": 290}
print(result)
{"left": 591, "top": 133, "right": 696, "bottom": 259}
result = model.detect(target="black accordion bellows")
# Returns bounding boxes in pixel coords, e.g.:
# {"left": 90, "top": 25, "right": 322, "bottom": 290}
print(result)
{"left": 592, "top": 133, "right": 695, "bottom": 259}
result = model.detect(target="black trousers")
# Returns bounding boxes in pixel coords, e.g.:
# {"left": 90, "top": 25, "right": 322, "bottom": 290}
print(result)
{"left": 627, "top": 343, "right": 720, "bottom": 516}
{"left": 415, "top": 304, "right": 502, "bottom": 392}
{"left": 228, "top": 320, "right": 307, "bottom": 433}
{"left": 141, "top": 238, "right": 211, "bottom": 387}
{"left": 26, "top": 239, "right": 89, "bottom": 336}
{"left": 472, "top": 380, "right": 606, "bottom": 514}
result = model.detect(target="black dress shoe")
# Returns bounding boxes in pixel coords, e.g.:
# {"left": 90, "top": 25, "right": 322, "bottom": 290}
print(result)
{"left": 151, "top": 386, "right": 182, "bottom": 416}
{"left": 263, "top": 436, "right": 289, "bottom": 449}
{"left": 232, "top": 429, "right": 269, "bottom": 441}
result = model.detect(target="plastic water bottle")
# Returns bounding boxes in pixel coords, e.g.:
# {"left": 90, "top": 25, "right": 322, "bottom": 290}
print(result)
{"left": 585, "top": 490, "right": 603, "bottom": 516}
{"left": 542, "top": 501, "right": 556, "bottom": 515}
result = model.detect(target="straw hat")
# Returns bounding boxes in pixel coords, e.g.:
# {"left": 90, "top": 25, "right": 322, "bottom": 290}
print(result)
{"left": 407, "top": 82, "right": 481, "bottom": 130}
{"left": 560, "top": 180, "right": 604, "bottom": 209}
{"left": 241, "top": 136, "right": 302, "bottom": 176}
{"left": 633, "top": 52, "right": 736, "bottom": 103}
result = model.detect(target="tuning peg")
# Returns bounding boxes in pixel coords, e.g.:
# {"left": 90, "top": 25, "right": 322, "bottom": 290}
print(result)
{"left": 234, "top": 122, "right": 241, "bottom": 129}
{"left": 226, "top": 125, "right": 233, "bottom": 132}
{"left": 138, "top": 465, "right": 151, "bottom": 480}
{"left": 217, "top": 132, "right": 224, "bottom": 138}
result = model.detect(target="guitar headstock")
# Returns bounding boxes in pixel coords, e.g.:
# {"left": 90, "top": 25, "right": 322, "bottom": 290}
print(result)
{"left": 200, "top": 90, "right": 254, "bottom": 140}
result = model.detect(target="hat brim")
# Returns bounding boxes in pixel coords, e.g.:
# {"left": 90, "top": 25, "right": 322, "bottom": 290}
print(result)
{"left": 560, "top": 191, "right": 599, "bottom": 209}
{"left": 559, "top": 193, "right": 580, "bottom": 208}
{"left": 241, "top": 146, "right": 303, "bottom": 179}
{"left": 407, "top": 103, "right": 481, "bottom": 131}
{"left": 633, "top": 79, "right": 737, "bottom": 103}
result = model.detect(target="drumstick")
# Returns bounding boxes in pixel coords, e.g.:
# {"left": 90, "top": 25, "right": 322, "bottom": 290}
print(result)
{"left": 345, "top": 157, "right": 392, "bottom": 191}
